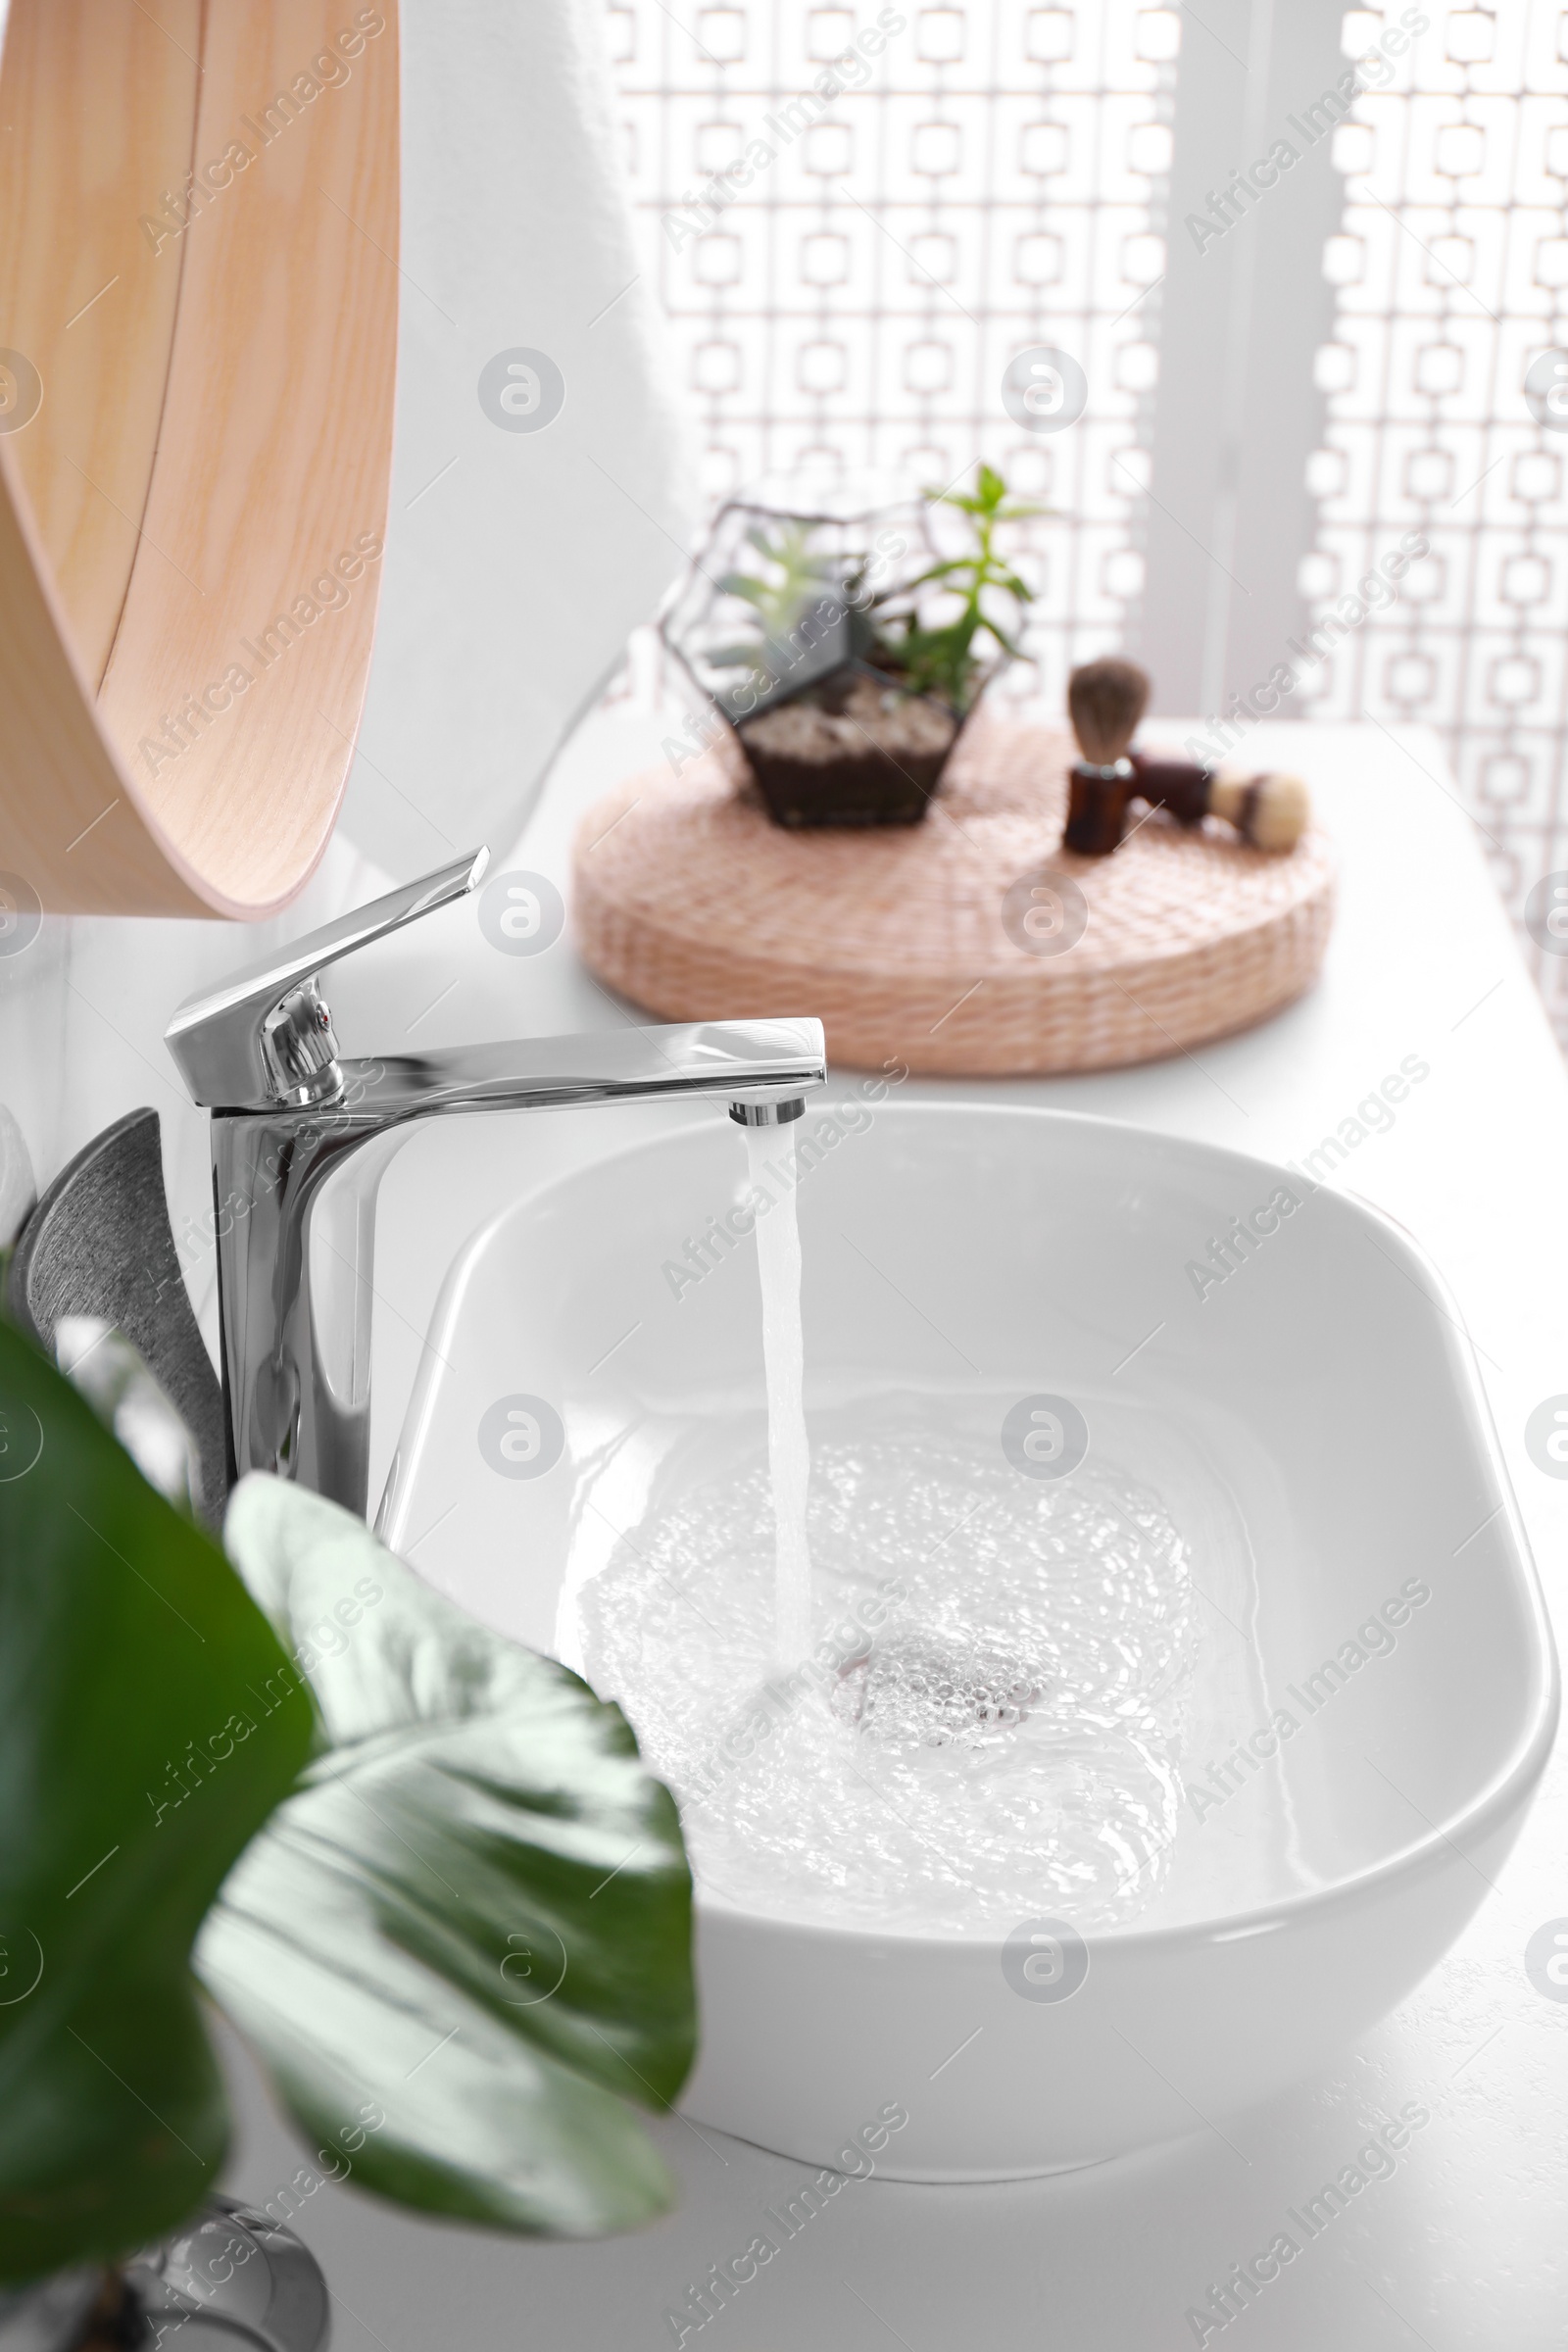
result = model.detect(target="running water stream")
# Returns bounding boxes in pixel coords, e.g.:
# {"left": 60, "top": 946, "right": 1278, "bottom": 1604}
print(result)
{"left": 573, "top": 1119, "right": 1211, "bottom": 1936}
{"left": 746, "top": 1120, "right": 813, "bottom": 1668}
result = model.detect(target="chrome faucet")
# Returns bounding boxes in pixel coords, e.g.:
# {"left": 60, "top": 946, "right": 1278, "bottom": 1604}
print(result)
{"left": 165, "top": 847, "right": 826, "bottom": 1518}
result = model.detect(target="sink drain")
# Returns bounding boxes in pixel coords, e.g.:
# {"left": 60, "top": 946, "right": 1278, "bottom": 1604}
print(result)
{"left": 831, "top": 1628, "right": 1044, "bottom": 1752}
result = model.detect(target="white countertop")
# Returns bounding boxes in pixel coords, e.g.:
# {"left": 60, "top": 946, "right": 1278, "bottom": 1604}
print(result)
{"left": 220, "top": 708, "right": 1568, "bottom": 2349}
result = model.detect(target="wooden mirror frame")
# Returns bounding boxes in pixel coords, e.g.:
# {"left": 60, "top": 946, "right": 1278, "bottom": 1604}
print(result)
{"left": 0, "top": 1, "right": 399, "bottom": 918}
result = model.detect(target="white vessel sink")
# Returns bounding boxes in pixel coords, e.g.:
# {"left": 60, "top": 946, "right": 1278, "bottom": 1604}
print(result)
{"left": 376, "top": 1101, "right": 1555, "bottom": 2180}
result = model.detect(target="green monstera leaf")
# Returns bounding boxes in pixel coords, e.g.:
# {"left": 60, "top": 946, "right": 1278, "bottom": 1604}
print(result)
{"left": 198, "top": 1478, "right": 696, "bottom": 2235}
{"left": 0, "top": 1322, "right": 314, "bottom": 2281}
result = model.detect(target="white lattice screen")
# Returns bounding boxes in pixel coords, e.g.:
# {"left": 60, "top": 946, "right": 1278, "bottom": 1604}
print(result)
{"left": 609, "top": 0, "right": 1568, "bottom": 1042}
{"left": 1301, "top": 3, "right": 1568, "bottom": 1037}
{"left": 608, "top": 0, "right": 1178, "bottom": 709}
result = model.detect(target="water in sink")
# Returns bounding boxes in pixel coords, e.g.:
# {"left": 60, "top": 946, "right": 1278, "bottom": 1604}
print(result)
{"left": 573, "top": 1393, "right": 1204, "bottom": 1935}
{"left": 564, "top": 1123, "right": 1293, "bottom": 1936}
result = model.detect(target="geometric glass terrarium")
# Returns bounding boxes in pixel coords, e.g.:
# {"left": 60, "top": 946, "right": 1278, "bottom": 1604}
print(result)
{"left": 661, "top": 466, "right": 1038, "bottom": 827}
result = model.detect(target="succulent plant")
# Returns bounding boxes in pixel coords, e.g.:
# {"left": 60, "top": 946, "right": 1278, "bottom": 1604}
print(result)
{"left": 869, "top": 463, "right": 1045, "bottom": 710}
{"left": 702, "top": 466, "right": 1043, "bottom": 717}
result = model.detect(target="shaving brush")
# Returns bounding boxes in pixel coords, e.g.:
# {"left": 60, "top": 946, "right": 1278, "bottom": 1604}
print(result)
{"left": 1199, "top": 762, "right": 1310, "bottom": 851}
{"left": 1063, "top": 659, "right": 1148, "bottom": 856}
{"left": 1062, "top": 658, "right": 1311, "bottom": 856}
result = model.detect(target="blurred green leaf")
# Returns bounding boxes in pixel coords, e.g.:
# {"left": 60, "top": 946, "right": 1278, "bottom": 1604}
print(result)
{"left": 199, "top": 1479, "right": 695, "bottom": 2237}
{"left": 715, "top": 570, "right": 769, "bottom": 609}
{"left": 715, "top": 521, "right": 844, "bottom": 652}
{"left": 0, "top": 1322, "right": 313, "bottom": 2281}
{"left": 889, "top": 464, "right": 1042, "bottom": 707}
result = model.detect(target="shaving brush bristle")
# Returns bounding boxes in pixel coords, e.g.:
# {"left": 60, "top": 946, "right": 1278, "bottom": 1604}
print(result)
{"left": 1067, "top": 658, "right": 1150, "bottom": 767}
{"left": 1208, "top": 767, "right": 1311, "bottom": 851}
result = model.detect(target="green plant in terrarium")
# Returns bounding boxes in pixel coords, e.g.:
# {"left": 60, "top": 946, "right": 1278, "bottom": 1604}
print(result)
{"left": 872, "top": 463, "right": 1045, "bottom": 710}
{"left": 709, "top": 520, "right": 852, "bottom": 694}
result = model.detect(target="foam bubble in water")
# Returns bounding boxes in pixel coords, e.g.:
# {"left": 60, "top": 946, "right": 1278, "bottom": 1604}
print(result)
{"left": 832, "top": 1629, "right": 1045, "bottom": 1753}
{"left": 575, "top": 1404, "right": 1198, "bottom": 1935}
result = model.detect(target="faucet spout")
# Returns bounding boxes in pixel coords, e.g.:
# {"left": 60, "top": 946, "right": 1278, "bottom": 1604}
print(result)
{"left": 730, "top": 1098, "right": 806, "bottom": 1127}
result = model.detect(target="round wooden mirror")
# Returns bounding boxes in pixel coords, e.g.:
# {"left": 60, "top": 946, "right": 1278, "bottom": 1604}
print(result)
{"left": 0, "top": 0, "right": 399, "bottom": 918}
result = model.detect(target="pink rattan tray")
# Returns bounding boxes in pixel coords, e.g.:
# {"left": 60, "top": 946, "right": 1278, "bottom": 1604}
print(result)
{"left": 571, "top": 717, "right": 1336, "bottom": 1077}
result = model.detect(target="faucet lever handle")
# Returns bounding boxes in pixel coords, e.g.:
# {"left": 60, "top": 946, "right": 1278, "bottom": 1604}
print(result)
{"left": 165, "top": 847, "right": 490, "bottom": 1108}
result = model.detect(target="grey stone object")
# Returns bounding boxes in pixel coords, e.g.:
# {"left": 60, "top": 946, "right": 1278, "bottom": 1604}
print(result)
{"left": 5, "top": 1107, "right": 228, "bottom": 1525}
